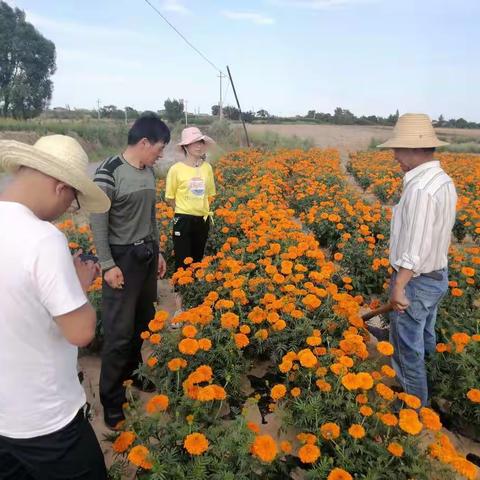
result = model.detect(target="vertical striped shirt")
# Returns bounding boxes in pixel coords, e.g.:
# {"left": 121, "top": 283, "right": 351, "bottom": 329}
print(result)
{"left": 389, "top": 160, "right": 457, "bottom": 275}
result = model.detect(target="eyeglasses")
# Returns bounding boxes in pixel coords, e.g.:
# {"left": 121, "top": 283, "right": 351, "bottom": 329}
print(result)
{"left": 67, "top": 188, "right": 81, "bottom": 213}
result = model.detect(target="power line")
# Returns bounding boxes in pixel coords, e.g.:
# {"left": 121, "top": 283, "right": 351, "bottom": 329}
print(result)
{"left": 143, "top": 0, "right": 223, "bottom": 74}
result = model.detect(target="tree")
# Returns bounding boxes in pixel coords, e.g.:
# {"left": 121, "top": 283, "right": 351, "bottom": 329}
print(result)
{"left": 0, "top": 1, "right": 56, "bottom": 118}
{"left": 256, "top": 109, "right": 270, "bottom": 119}
{"left": 223, "top": 106, "right": 240, "bottom": 120}
{"left": 307, "top": 110, "right": 316, "bottom": 119}
{"left": 334, "top": 107, "right": 355, "bottom": 125}
{"left": 242, "top": 111, "right": 255, "bottom": 123}
{"left": 164, "top": 98, "right": 184, "bottom": 123}
{"left": 211, "top": 104, "right": 220, "bottom": 116}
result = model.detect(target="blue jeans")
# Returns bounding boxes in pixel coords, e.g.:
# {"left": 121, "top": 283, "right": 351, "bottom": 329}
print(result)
{"left": 389, "top": 269, "right": 449, "bottom": 406}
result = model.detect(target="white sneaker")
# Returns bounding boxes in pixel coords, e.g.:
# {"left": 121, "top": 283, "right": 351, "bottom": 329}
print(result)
{"left": 170, "top": 309, "right": 183, "bottom": 329}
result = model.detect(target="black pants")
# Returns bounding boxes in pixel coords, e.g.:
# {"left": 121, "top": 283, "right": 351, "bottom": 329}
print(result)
{"left": 173, "top": 214, "right": 210, "bottom": 271}
{"left": 100, "top": 242, "right": 158, "bottom": 410}
{"left": 0, "top": 408, "right": 106, "bottom": 480}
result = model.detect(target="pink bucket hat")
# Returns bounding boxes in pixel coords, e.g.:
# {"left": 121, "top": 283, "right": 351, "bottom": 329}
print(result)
{"left": 177, "top": 127, "right": 215, "bottom": 148}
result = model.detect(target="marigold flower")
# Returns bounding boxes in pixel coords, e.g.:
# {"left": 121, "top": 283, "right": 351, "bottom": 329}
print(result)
{"left": 381, "top": 365, "right": 396, "bottom": 378}
{"left": 112, "top": 431, "right": 136, "bottom": 453}
{"left": 327, "top": 467, "right": 353, "bottom": 480}
{"left": 387, "top": 442, "right": 404, "bottom": 457}
{"left": 399, "top": 409, "right": 423, "bottom": 435}
{"left": 341, "top": 373, "right": 359, "bottom": 391}
{"left": 182, "top": 325, "right": 198, "bottom": 338}
{"left": 251, "top": 434, "right": 278, "bottom": 463}
{"left": 357, "top": 372, "right": 374, "bottom": 390}
{"left": 379, "top": 413, "right": 398, "bottom": 427}
{"left": 436, "top": 343, "right": 448, "bottom": 353}
{"left": 280, "top": 440, "right": 292, "bottom": 454}
{"left": 398, "top": 392, "right": 421, "bottom": 409}
{"left": 320, "top": 422, "right": 340, "bottom": 440}
{"left": 316, "top": 379, "right": 332, "bottom": 392}
{"left": 359, "top": 406, "right": 373, "bottom": 417}
{"left": 419, "top": 407, "right": 442, "bottom": 431}
{"left": 234, "top": 333, "right": 250, "bottom": 349}
{"left": 291, "top": 387, "right": 301, "bottom": 398}
{"left": 146, "top": 357, "right": 158, "bottom": 368}
{"left": 348, "top": 424, "right": 366, "bottom": 439}
{"left": 184, "top": 433, "right": 209, "bottom": 455}
{"left": 127, "top": 445, "right": 153, "bottom": 469}
{"left": 467, "top": 388, "right": 480, "bottom": 403}
{"left": 221, "top": 312, "right": 240, "bottom": 330}
{"left": 198, "top": 338, "right": 212, "bottom": 351}
{"left": 247, "top": 422, "right": 260, "bottom": 434}
{"left": 297, "top": 349, "right": 318, "bottom": 368}
{"left": 271, "top": 384, "right": 287, "bottom": 401}
{"left": 145, "top": 394, "right": 169, "bottom": 414}
{"left": 140, "top": 331, "right": 150, "bottom": 340}
{"left": 298, "top": 444, "right": 321, "bottom": 464}
{"left": 149, "top": 333, "right": 161, "bottom": 345}
{"left": 297, "top": 432, "right": 317, "bottom": 444}
{"left": 178, "top": 338, "right": 199, "bottom": 355}
{"left": 376, "top": 341, "right": 394, "bottom": 356}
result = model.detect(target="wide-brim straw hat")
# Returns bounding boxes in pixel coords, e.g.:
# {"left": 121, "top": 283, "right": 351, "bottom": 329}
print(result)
{"left": 0, "top": 135, "right": 110, "bottom": 213}
{"left": 177, "top": 127, "right": 215, "bottom": 150}
{"left": 378, "top": 113, "right": 449, "bottom": 149}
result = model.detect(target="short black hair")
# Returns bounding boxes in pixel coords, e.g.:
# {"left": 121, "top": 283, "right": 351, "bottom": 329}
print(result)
{"left": 128, "top": 112, "right": 171, "bottom": 146}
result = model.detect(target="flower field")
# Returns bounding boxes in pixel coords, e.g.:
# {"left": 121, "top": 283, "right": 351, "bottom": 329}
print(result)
{"left": 60, "top": 148, "right": 479, "bottom": 479}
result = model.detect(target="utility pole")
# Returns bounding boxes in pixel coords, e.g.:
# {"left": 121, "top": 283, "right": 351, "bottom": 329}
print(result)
{"left": 184, "top": 99, "right": 188, "bottom": 125}
{"left": 97, "top": 99, "right": 101, "bottom": 120}
{"left": 218, "top": 72, "right": 226, "bottom": 119}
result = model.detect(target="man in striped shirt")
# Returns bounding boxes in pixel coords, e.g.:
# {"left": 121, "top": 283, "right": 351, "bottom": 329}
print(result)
{"left": 378, "top": 113, "right": 457, "bottom": 407}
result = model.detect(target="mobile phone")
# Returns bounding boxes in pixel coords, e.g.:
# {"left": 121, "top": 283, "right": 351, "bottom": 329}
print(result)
{"left": 79, "top": 253, "right": 99, "bottom": 264}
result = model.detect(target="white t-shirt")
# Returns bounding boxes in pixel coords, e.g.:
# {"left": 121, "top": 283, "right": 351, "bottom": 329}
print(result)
{"left": 0, "top": 202, "right": 88, "bottom": 439}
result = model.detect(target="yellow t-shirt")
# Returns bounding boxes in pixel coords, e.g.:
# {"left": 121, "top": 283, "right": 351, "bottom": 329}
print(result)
{"left": 165, "top": 161, "right": 216, "bottom": 217}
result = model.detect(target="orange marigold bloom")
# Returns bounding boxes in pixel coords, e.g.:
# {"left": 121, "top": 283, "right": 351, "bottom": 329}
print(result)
{"left": 251, "top": 434, "right": 278, "bottom": 463}
{"left": 127, "top": 445, "right": 153, "bottom": 469}
{"left": 168, "top": 358, "right": 187, "bottom": 371}
{"left": 140, "top": 331, "right": 150, "bottom": 340}
{"left": 302, "top": 294, "right": 322, "bottom": 310}
{"left": 348, "top": 424, "right": 366, "bottom": 439}
{"left": 297, "top": 349, "right": 318, "bottom": 368}
{"left": 221, "top": 312, "right": 240, "bottom": 330}
{"left": 271, "top": 384, "right": 287, "bottom": 401}
{"left": 399, "top": 409, "right": 423, "bottom": 435}
{"left": 184, "top": 433, "right": 209, "bottom": 455}
{"left": 376, "top": 341, "right": 394, "bottom": 356}
{"left": 356, "top": 394, "right": 368, "bottom": 404}
{"left": 297, "top": 432, "right": 317, "bottom": 445}
{"left": 327, "top": 467, "right": 353, "bottom": 480}
{"left": 420, "top": 408, "right": 442, "bottom": 431}
{"left": 357, "top": 372, "right": 374, "bottom": 390}
{"left": 376, "top": 383, "right": 395, "bottom": 401}
{"left": 387, "top": 442, "right": 404, "bottom": 457}
{"left": 146, "top": 357, "right": 158, "bottom": 368}
{"left": 112, "top": 431, "right": 136, "bottom": 453}
{"left": 436, "top": 343, "right": 448, "bottom": 353}
{"left": 307, "top": 336, "right": 322, "bottom": 347}
{"left": 291, "top": 387, "right": 301, "bottom": 398}
{"left": 240, "top": 324, "right": 251, "bottom": 334}
{"left": 247, "top": 422, "right": 260, "bottom": 434}
{"left": 149, "top": 333, "right": 161, "bottom": 345}
{"left": 461, "top": 267, "right": 475, "bottom": 277}
{"left": 467, "top": 389, "right": 480, "bottom": 403}
{"left": 359, "top": 406, "right": 373, "bottom": 417}
{"left": 279, "top": 360, "right": 293, "bottom": 373}
{"left": 145, "top": 394, "right": 169, "bottom": 414}
{"left": 316, "top": 379, "right": 332, "bottom": 392}
{"left": 398, "top": 393, "right": 421, "bottom": 409}
{"left": 234, "top": 333, "right": 250, "bottom": 349}
{"left": 451, "top": 288, "right": 464, "bottom": 297}
{"left": 182, "top": 325, "right": 198, "bottom": 338}
{"left": 280, "top": 440, "right": 292, "bottom": 454}
{"left": 198, "top": 338, "right": 212, "bottom": 351}
{"left": 298, "top": 444, "right": 321, "bottom": 464}
{"left": 320, "top": 422, "right": 340, "bottom": 440}
{"left": 381, "top": 365, "right": 396, "bottom": 378}
{"left": 341, "top": 373, "right": 360, "bottom": 391}
{"left": 178, "top": 338, "right": 199, "bottom": 355}
{"left": 379, "top": 413, "right": 398, "bottom": 427}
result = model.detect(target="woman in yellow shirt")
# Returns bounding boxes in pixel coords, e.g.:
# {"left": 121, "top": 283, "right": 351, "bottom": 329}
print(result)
{"left": 165, "top": 127, "right": 216, "bottom": 274}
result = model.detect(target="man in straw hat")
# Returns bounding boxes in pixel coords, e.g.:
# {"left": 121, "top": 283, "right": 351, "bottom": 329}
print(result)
{"left": 0, "top": 135, "right": 109, "bottom": 478}
{"left": 90, "top": 112, "right": 170, "bottom": 429}
{"left": 377, "top": 113, "right": 457, "bottom": 407}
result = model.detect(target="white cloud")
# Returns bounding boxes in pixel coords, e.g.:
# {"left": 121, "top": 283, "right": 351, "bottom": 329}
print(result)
{"left": 222, "top": 11, "right": 275, "bottom": 25}
{"left": 268, "top": 0, "right": 378, "bottom": 9}
{"left": 162, "top": 0, "right": 190, "bottom": 14}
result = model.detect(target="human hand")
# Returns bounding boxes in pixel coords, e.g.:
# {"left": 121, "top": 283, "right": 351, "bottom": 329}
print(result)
{"left": 104, "top": 266, "right": 125, "bottom": 289}
{"left": 390, "top": 284, "right": 410, "bottom": 312}
{"left": 73, "top": 250, "right": 100, "bottom": 293}
{"left": 158, "top": 254, "right": 167, "bottom": 279}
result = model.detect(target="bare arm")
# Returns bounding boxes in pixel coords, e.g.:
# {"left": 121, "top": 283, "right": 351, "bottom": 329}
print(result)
{"left": 54, "top": 303, "right": 97, "bottom": 347}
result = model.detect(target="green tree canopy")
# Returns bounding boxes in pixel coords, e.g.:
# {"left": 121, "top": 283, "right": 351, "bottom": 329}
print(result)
{"left": 164, "top": 98, "right": 184, "bottom": 123}
{"left": 0, "top": 1, "right": 56, "bottom": 119}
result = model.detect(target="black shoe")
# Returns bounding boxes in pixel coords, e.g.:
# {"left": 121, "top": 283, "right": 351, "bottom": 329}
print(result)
{"left": 104, "top": 408, "right": 125, "bottom": 431}
{"left": 132, "top": 377, "right": 156, "bottom": 393}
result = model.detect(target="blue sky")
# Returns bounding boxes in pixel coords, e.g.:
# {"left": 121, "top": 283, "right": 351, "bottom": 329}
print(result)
{"left": 6, "top": 0, "right": 479, "bottom": 120}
